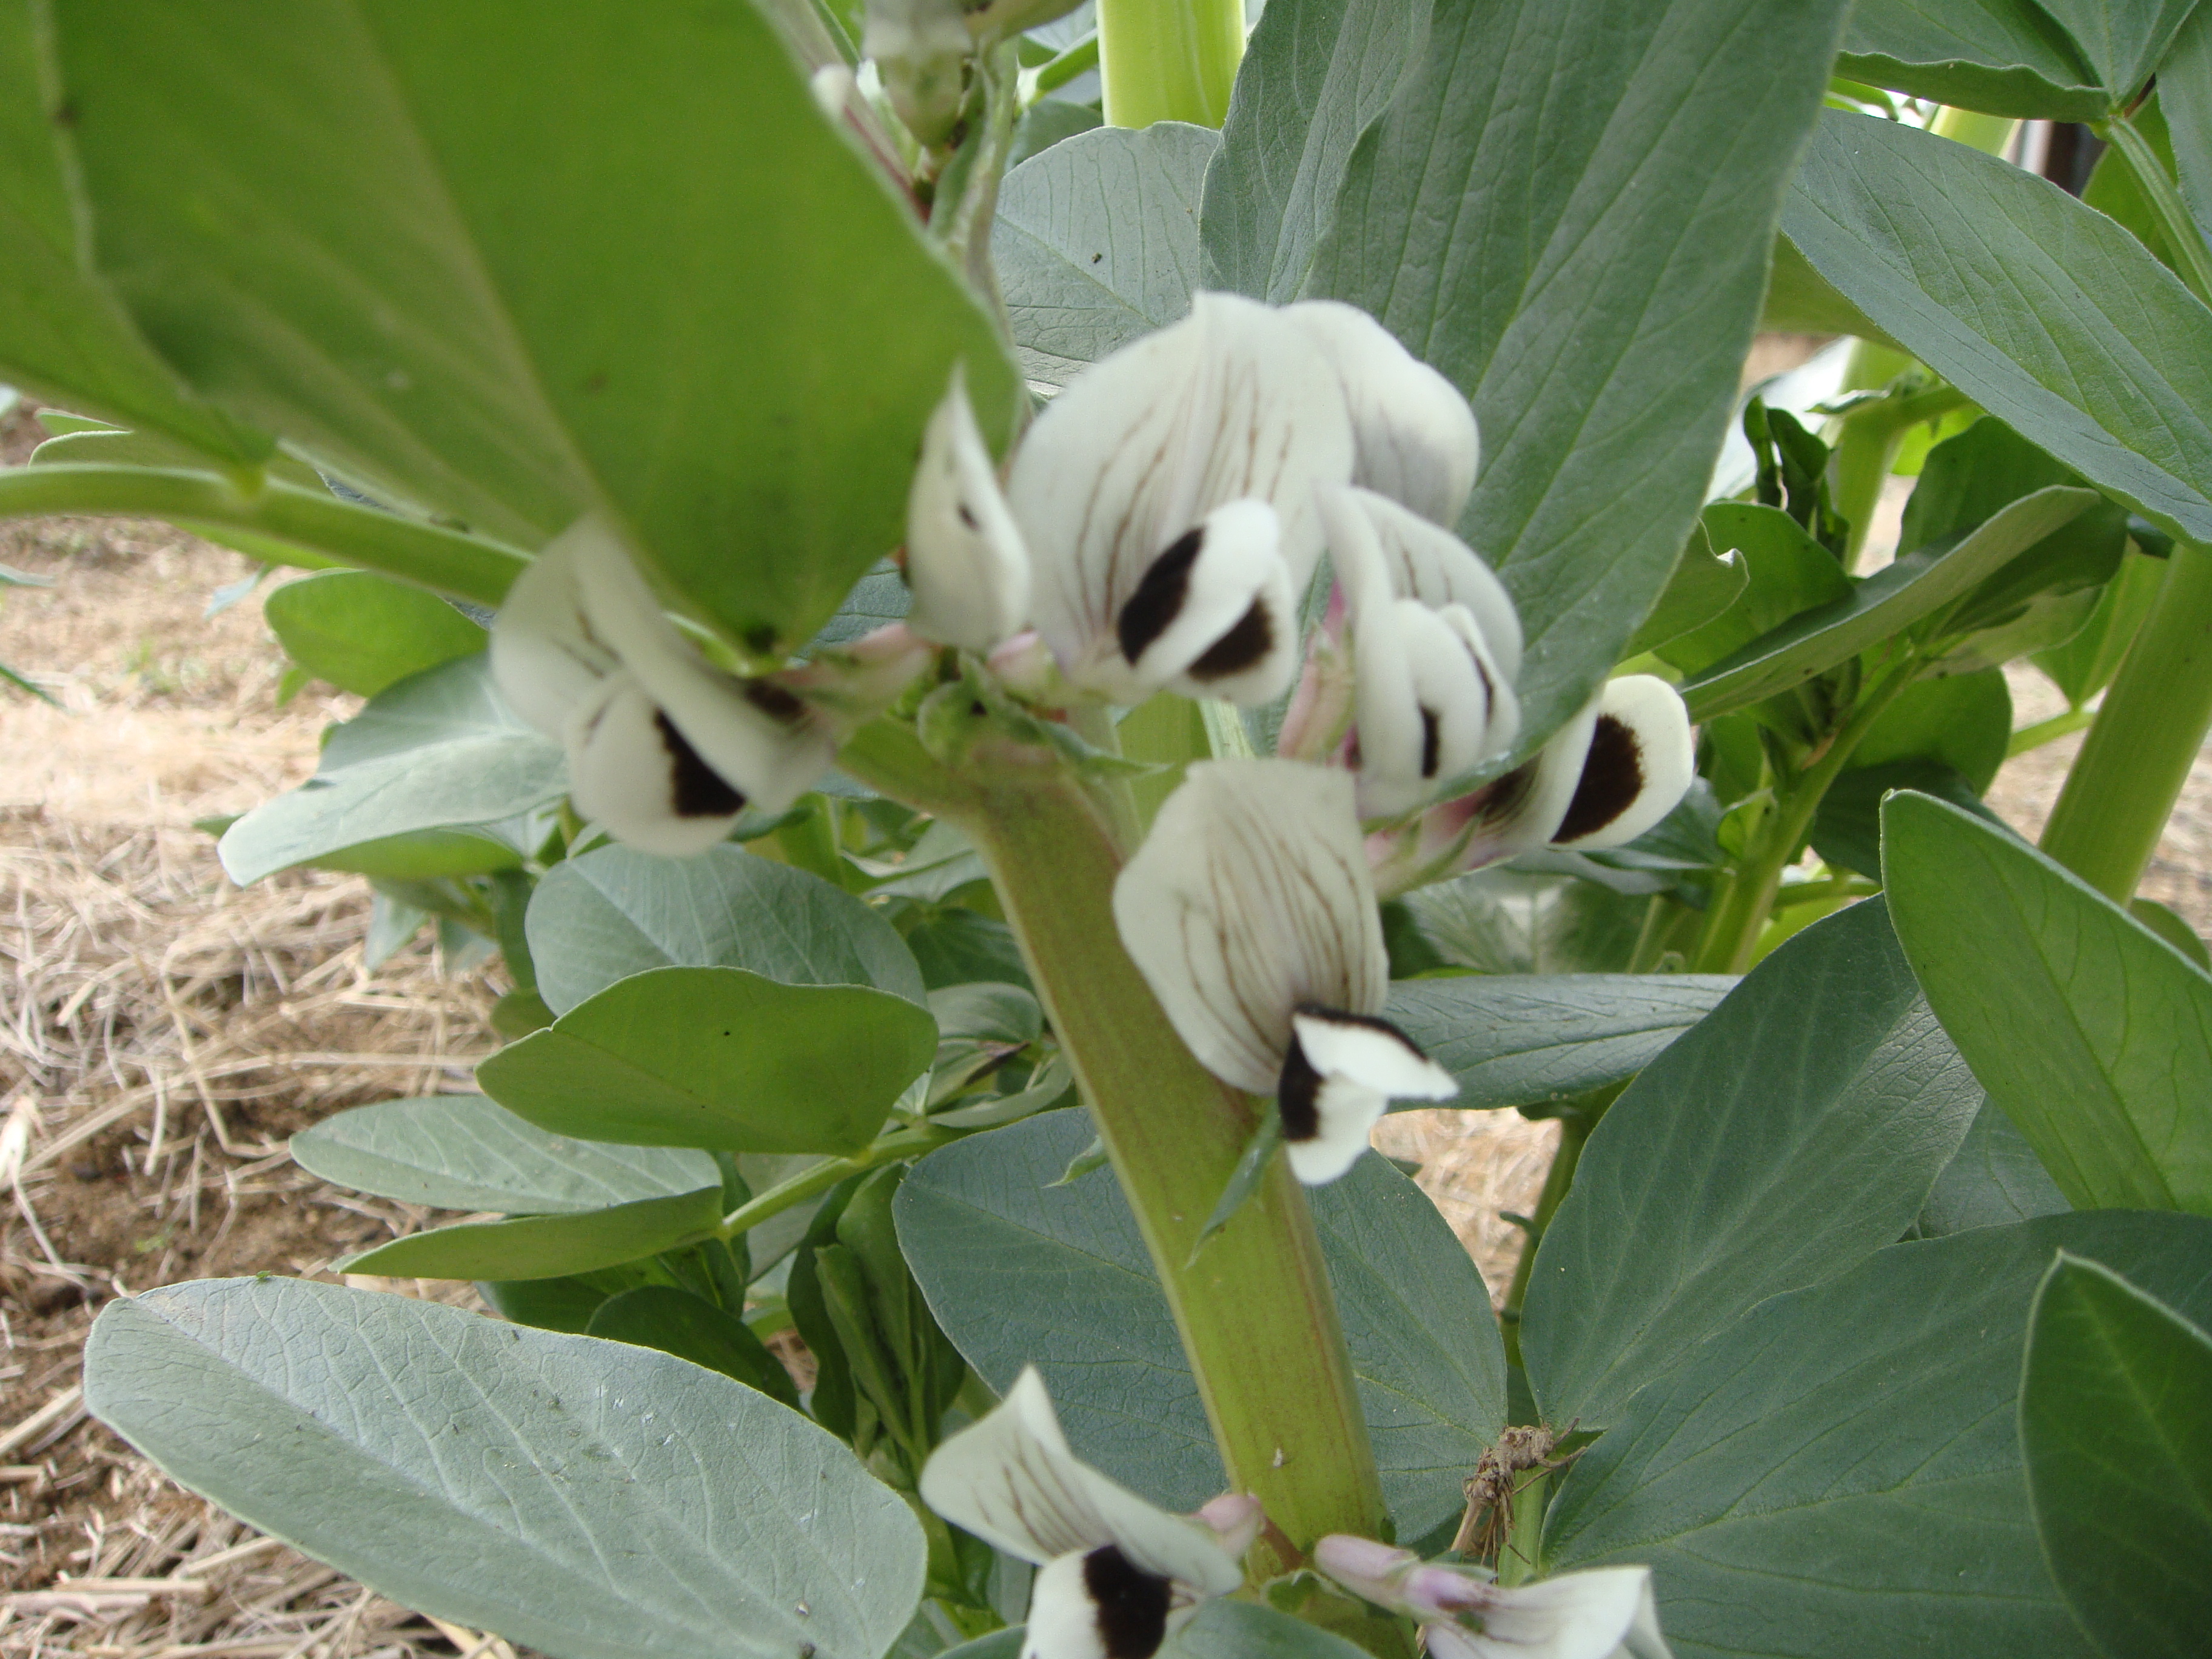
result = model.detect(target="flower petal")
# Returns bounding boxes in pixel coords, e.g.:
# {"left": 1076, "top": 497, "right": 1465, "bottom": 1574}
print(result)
{"left": 487, "top": 535, "right": 617, "bottom": 740}
{"left": 919, "top": 1369, "right": 1242, "bottom": 1597}
{"left": 1285, "top": 300, "right": 1478, "bottom": 529}
{"left": 1010, "top": 292, "right": 1353, "bottom": 695}
{"left": 563, "top": 674, "right": 746, "bottom": 857}
{"left": 1022, "top": 1547, "right": 1187, "bottom": 1659}
{"left": 1419, "top": 1566, "right": 1670, "bottom": 1659}
{"left": 568, "top": 518, "right": 833, "bottom": 815}
{"left": 1549, "top": 675, "right": 1694, "bottom": 851}
{"left": 1331, "top": 486, "right": 1522, "bottom": 685}
{"left": 1108, "top": 500, "right": 1298, "bottom": 706}
{"left": 907, "top": 366, "right": 1032, "bottom": 652}
{"left": 1113, "top": 760, "right": 1389, "bottom": 1095}
{"left": 1278, "top": 1008, "right": 1455, "bottom": 1184}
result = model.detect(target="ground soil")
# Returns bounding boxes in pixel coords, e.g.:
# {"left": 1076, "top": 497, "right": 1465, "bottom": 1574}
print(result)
{"left": 0, "top": 364, "right": 2206, "bottom": 1657}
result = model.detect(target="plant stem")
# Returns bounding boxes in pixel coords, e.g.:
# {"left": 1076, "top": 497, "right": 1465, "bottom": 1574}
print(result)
{"left": 2040, "top": 539, "right": 2212, "bottom": 900}
{"left": 1692, "top": 663, "right": 1916, "bottom": 973}
{"left": 2008, "top": 706, "right": 2096, "bottom": 757}
{"left": 1499, "top": 1105, "right": 1600, "bottom": 1373}
{"left": 716, "top": 1122, "right": 963, "bottom": 1239}
{"left": 931, "top": 42, "right": 1024, "bottom": 330}
{"left": 1097, "top": 0, "right": 1244, "bottom": 128}
{"left": 0, "top": 463, "right": 528, "bottom": 603}
{"left": 1831, "top": 378, "right": 1969, "bottom": 571}
{"left": 2103, "top": 111, "right": 2212, "bottom": 309}
{"left": 1495, "top": 1469, "right": 1549, "bottom": 1589}
{"left": 1029, "top": 32, "right": 1100, "bottom": 101}
{"left": 843, "top": 726, "right": 1387, "bottom": 1569}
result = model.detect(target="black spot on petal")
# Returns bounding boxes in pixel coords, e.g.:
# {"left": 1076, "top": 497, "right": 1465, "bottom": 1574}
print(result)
{"left": 1117, "top": 528, "right": 1205, "bottom": 665}
{"left": 1293, "top": 1002, "right": 1427, "bottom": 1048}
{"left": 1278, "top": 1036, "right": 1322, "bottom": 1143}
{"left": 1553, "top": 713, "right": 1644, "bottom": 843}
{"left": 1081, "top": 1546, "right": 1173, "bottom": 1659}
{"left": 744, "top": 679, "right": 807, "bottom": 725}
{"left": 1187, "top": 598, "right": 1273, "bottom": 682}
{"left": 655, "top": 711, "right": 746, "bottom": 819}
{"left": 1419, "top": 706, "right": 1441, "bottom": 779}
{"left": 956, "top": 501, "right": 979, "bottom": 529}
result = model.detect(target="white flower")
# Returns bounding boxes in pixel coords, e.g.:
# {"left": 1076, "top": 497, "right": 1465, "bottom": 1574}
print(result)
{"left": 905, "top": 366, "right": 1031, "bottom": 652}
{"left": 487, "top": 519, "right": 833, "bottom": 857}
{"left": 920, "top": 1369, "right": 1249, "bottom": 1659}
{"left": 1007, "top": 292, "right": 1356, "bottom": 707}
{"left": 1319, "top": 485, "right": 1522, "bottom": 818}
{"left": 1371, "top": 675, "right": 1694, "bottom": 896}
{"left": 1313, "top": 1537, "right": 1671, "bottom": 1659}
{"left": 1112, "top": 760, "right": 1456, "bottom": 1182}
{"left": 1284, "top": 301, "right": 1480, "bottom": 530}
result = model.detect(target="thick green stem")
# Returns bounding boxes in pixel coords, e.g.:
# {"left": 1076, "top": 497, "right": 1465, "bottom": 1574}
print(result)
{"left": 1097, "top": 0, "right": 1244, "bottom": 128}
{"left": 1693, "top": 665, "right": 1916, "bottom": 974}
{"left": 2040, "top": 540, "right": 2212, "bottom": 900}
{"left": 2103, "top": 112, "right": 2212, "bottom": 310}
{"left": 1494, "top": 1469, "right": 1549, "bottom": 1589}
{"left": 0, "top": 463, "right": 528, "bottom": 603}
{"left": 840, "top": 728, "right": 1387, "bottom": 1569}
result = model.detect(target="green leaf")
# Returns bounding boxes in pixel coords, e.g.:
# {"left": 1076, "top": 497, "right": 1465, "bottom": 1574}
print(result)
{"left": 263, "top": 572, "right": 487, "bottom": 697}
{"left": 0, "top": 2, "right": 272, "bottom": 465}
{"left": 2162, "top": 5, "right": 2212, "bottom": 247}
{"left": 1851, "top": 666, "right": 2014, "bottom": 791}
{"left": 1199, "top": 0, "right": 1430, "bottom": 303}
{"left": 2036, "top": 546, "right": 2166, "bottom": 707}
{"left": 897, "top": 907, "right": 1034, "bottom": 993}
{"left": 1305, "top": 0, "right": 1851, "bottom": 744}
{"left": 1007, "top": 97, "right": 1101, "bottom": 169}
{"left": 526, "top": 843, "right": 926, "bottom": 1017}
{"left": 586, "top": 1285, "right": 801, "bottom": 1409}
{"left": 1623, "top": 526, "right": 1747, "bottom": 657}
{"left": 2034, "top": 0, "right": 2199, "bottom": 101}
{"left": 219, "top": 657, "right": 564, "bottom": 885}
{"left": 896, "top": 1111, "right": 1506, "bottom": 1543}
{"left": 477, "top": 966, "right": 936, "bottom": 1155}
{"left": 805, "top": 560, "right": 913, "bottom": 653}
{"left": 1680, "top": 485, "right": 2097, "bottom": 719}
{"left": 341, "top": 1185, "right": 725, "bottom": 1281}
{"left": 1384, "top": 974, "right": 1734, "bottom": 1115}
{"left": 2133, "top": 895, "right": 2212, "bottom": 968}
{"left": 84, "top": 1277, "right": 924, "bottom": 1659}
{"left": 994, "top": 124, "right": 1218, "bottom": 389}
{"left": 290, "top": 1094, "right": 717, "bottom": 1214}
{"left": 477, "top": 1273, "right": 636, "bottom": 1335}
{"left": 50, "top": 1, "right": 1019, "bottom": 649}
{"left": 1543, "top": 1210, "right": 2212, "bottom": 1659}
{"left": 1809, "top": 759, "right": 2005, "bottom": 882}
{"left": 1837, "top": 0, "right": 2105, "bottom": 118}
{"left": 1398, "top": 868, "right": 1646, "bottom": 976}
{"left": 1520, "top": 899, "right": 1985, "bottom": 1430}
{"left": 1166, "top": 1601, "right": 1375, "bottom": 1659}
{"left": 1781, "top": 111, "right": 2212, "bottom": 550}
{"left": 1917, "top": 1098, "right": 2070, "bottom": 1237}
{"left": 1654, "top": 503, "right": 1852, "bottom": 679}
{"left": 2022, "top": 1253, "right": 2212, "bottom": 1659}
{"left": 1882, "top": 789, "right": 2212, "bottom": 1213}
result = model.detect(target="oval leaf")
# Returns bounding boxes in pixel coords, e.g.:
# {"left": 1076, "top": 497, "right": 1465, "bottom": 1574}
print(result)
{"left": 340, "top": 1185, "right": 724, "bottom": 1281}
{"left": 84, "top": 1277, "right": 923, "bottom": 1659}
{"left": 477, "top": 966, "right": 937, "bottom": 1155}
{"left": 264, "top": 571, "right": 488, "bottom": 697}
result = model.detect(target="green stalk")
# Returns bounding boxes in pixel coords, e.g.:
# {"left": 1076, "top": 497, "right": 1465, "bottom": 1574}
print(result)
{"left": 1097, "top": 0, "right": 1244, "bottom": 129}
{"left": 715, "top": 1121, "right": 965, "bottom": 1240}
{"left": 2040, "top": 540, "right": 2212, "bottom": 900}
{"left": 1494, "top": 1469, "right": 1549, "bottom": 1589}
{"left": 2008, "top": 706, "right": 2096, "bottom": 757}
{"left": 2102, "top": 111, "right": 2212, "bottom": 310}
{"left": 842, "top": 722, "right": 1387, "bottom": 1569}
{"left": 1693, "top": 663, "right": 1916, "bottom": 974}
{"left": 1831, "top": 380, "right": 1969, "bottom": 571}
{"left": 0, "top": 463, "right": 528, "bottom": 603}
{"left": 1030, "top": 32, "right": 1100, "bottom": 100}
{"left": 1498, "top": 1102, "right": 1603, "bottom": 1372}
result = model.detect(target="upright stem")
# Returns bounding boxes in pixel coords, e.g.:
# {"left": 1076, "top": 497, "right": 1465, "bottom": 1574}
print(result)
{"left": 1693, "top": 663, "right": 1916, "bottom": 973}
{"left": 1097, "top": 0, "right": 1244, "bottom": 128}
{"left": 2040, "top": 540, "right": 2212, "bottom": 900}
{"left": 841, "top": 726, "right": 1387, "bottom": 1567}
{"left": 1499, "top": 1104, "right": 1601, "bottom": 1373}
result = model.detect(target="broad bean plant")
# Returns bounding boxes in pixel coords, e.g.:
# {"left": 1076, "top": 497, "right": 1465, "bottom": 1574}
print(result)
{"left": 5, "top": 0, "right": 2210, "bottom": 1656}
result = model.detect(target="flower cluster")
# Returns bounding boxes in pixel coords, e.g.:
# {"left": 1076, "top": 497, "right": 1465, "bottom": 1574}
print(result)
{"left": 486, "top": 292, "right": 1695, "bottom": 1175}
{"left": 919, "top": 1371, "right": 1672, "bottom": 1659}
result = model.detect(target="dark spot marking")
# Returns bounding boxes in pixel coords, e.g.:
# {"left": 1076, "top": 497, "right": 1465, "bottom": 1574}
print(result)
{"left": 1081, "top": 1546, "right": 1173, "bottom": 1659}
{"left": 1553, "top": 713, "right": 1644, "bottom": 843}
{"left": 1187, "top": 599, "right": 1273, "bottom": 682}
{"left": 1091, "top": 252, "right": 1104, "bottom": 264}
{"left": 1116, "top": 528, "right": 1205, "bottom": 665}
{"left": 654, "top": 711, "right": 746, "bottom": 819}
{"left": 956, "top": 501, "right": 979, "bottom": 529}
{"left": 51, "top": 99, "right": 76, "bottom": 127}
{"left": 583, "top": 371, "right": 608, "bottom": 394}
{"left": 1475, "top": 759, "right": 1538, "bottom": 827}
{"left": 745, "top": 624, "right": 780, "bottom": 655}
{"left": 745, "top": 679, "right": 806, "bottom": 724}
{"left": 1278, "top": 1036, "right": 1322, "bottom": 1142}
{"left": 1419, "top": 706, "right": 1441, "bottom": 778}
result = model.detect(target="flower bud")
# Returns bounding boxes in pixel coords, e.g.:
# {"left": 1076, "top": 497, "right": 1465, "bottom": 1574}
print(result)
{"left": 863, "top": 0, "right": 970, "bottom": 146}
